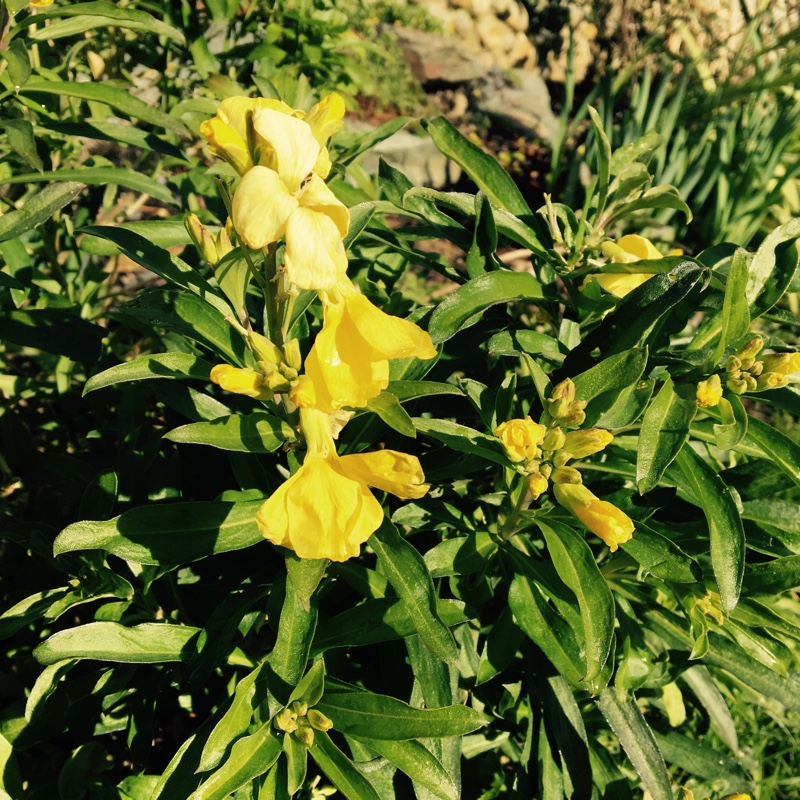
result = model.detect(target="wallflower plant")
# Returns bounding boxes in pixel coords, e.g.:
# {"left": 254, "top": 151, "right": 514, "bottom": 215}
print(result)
{"left": 11, "top": 81, "right": 800, "bottom": 800}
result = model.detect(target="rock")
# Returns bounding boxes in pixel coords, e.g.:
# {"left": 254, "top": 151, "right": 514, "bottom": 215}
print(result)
{"left": 476, "top": 14, "right": 516, "bottom": 56}
{"left": 475, "top": 69, "right": 559, "bottom": 145}
{"left": 393, "top": 26, "right": 488, "bottom": 84}
{"left": 357, "top": 127, "right": 462, "bottom": 188}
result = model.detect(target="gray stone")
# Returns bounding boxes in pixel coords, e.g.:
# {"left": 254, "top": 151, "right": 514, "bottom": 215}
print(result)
{"left": 475, "top": 69, "right": 559, "bottom": 145}
{"left": 392, "top": 26, "right": 488, "bottom": 84}
{"left": 357, "top": 127, "right": 462, "bottom": 189}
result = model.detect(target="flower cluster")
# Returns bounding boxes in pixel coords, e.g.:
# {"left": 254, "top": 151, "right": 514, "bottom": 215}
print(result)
{"left": 494, "top": 378, "right": 634, "bottom": 551}
{"left": 696, "top": 335, "right": 800, "bottom": 409}
{"left": 274, "top": 699, "right": 333, "bottom": 748}
{"left": 197, "top": 94, "right": 436, "bottom": 561}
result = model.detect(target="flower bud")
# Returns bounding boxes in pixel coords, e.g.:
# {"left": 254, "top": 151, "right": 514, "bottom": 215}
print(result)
{"left": 749, "top": 360, "right": 764, "bottom": 377}
{"left": 563, "top": 428, "right": 614, "bottom": 459}
{"left": 726, "top": 355, "right": 741, "bottom": 373}
{"left": 726, "top": 377, "right": 748, "bottom": 395}
{"left": 291, "top": 701, "right": 308, "bottom": 717}
{"left": 552, "top": 450, "right": 571, "bottom": 468}
{"left": 742, "top": 373, "right": 758, "bottom": 392}
{"left": 295, "top": 725, "right": 315, "bottom": 747}
{"left": 216, "top": 225, "right": 234, "bottom": 261}
{"left": 306, "top": 709, "right": 334, "bottom": 731}
{"left": 527, "top": 472, "right": 549, "bottom": 500}
{"left": 561, "top": 404, "right": 586, "bottom": 429}
{"left": 274, "top": 706, "right": 298, "bottom": 733}
{"left": 553, "top": 482, "right": 634, "bottom": 551}
{"left": 210, "top": 364, "right": 272, "bottom": 400}
{"left": 283, "top": 338, "right": 303, "bottom": 371}
{"left": 289, "top": 375, "right": 316, "bottom": 408}
{"left": 185, "top": 213, "right": 219, "bottom": 265}
{"left": 551, "top": 466, "right": 583, "bottom": 484}
{"left": 756, "top": 372, "right": 788, "bottom": 391}
{"left": 735, "top": 335, "right": 763, "bottom": 361}
{"left": 695, "top": 375, "right": 722, "bottom": 409}
{"left": 494, "top": 418, "right": 547, "bottom": 463}
{"left": 248, "top": 331, "right": 284, "bottom": 368}
{"left": 550, "top": 378, "right": 576, "bottom": 406}
{"left": 548, "top": 398, "right": 570, "bottom": 419}
{"left": 541, "top": 427, "right": 566, "bottom": 452}
{"left": 760, "top": 352, "right": 800, "bottom": 376}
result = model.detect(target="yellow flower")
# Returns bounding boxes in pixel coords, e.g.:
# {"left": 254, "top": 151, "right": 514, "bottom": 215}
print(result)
{"left": 256, "top": 408, "right": 429, "bottom": 561}
{"left": 210, "top": 364, "right": 272, "bottom": 400}
{"left": 304, "top": 280, "right": 437, "bottom": 412}
{"left": 760, "top": 352, "right": 800, "bottom": 376}
{"left": 200, "top": 93, "right": 344, "bottom": 177}
{"left": 552, "top": 482, "right": 634, "bottom": 551}
{"left": 494, "top": 418, "right": 547, "bottom": 463}
{"left": 696, "top": 374, "right": 723, "bottom": 408}
{"left": 29, "top": 0, "right": 55, "bottom": 6}
{"left": 595, "top": 234, "right": 664, "bottom": 298}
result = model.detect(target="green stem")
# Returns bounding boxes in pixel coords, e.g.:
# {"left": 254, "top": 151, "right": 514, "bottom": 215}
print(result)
{"left": 263, "top": 242, "right": 282, "bottom": 345}
{"left": 500, "top": 482, "right": 532, "bottom": 541}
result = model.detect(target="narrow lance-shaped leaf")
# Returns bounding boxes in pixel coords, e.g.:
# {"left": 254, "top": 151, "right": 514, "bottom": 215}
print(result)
{"left": 596, "top": 688, "right": 672, "bottom": 800}
{"left": 0, "top": 182, "right": 84, "bottom": 243}
{"left": 370, "top": 518, "right": 458, "bottom": 664}
{"left": 164, "top": 413, "right": 294, "bottom": 453}
{"left": 637, "top": 376, "right": 697, "bottom": 493}
{"left": 539, "top": 520, "right": 615, "bottom": 685}
{"left": 83, "top": 353, "right": 215, "bottom": 395}
{"left": 309, "top": 730, "right": 381, "bottom": 800}
{"left": 675, "top": 447, "right": 745, "bottom": 614}
{"left": 712, "top": 248, "right": 750, "bottom": 366}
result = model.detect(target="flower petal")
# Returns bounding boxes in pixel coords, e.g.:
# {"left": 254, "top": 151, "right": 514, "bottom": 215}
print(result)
{"left": 594, "top": 272, "right": 653, "bottom": 298}
{"left": 553, "top": 482, "right": 634, "bottom": 551}
{"left": 305, "top": 298, "right": 390, "bottom": 411}
{"left": 342, "top": 289, "right": 437, "bottom": 361}
{"left": 284, "top": 207, "right": 348, "bottom": 291}
{"left": 232, "top": 166, "right": 298, "bottom": 250}
{"left": 298, "top": 174, "right": 350, "bottom": 239}
{"left": 256, "top": 454, "right": 383, "bottom": 561}
{"left": 305, "top": 93, "right": 346, "bottom": 143}
{"left": 339, "top": 450, "right": 429, "bottom": 499}
{"left": 616, "top": 234, "right": 662, "bottom": 261}
{"left": 252, "top": 108, "right": 320, "bottom": 193}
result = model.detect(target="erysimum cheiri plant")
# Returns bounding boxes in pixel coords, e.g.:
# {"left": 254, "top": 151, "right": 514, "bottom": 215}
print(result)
{"left": 6, "top": 78, "right": 800, "bottom": 800}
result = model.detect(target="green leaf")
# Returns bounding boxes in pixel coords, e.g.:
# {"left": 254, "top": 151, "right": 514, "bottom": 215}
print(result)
{"left": 0, "top": 308, "right": 105, "bottom": 362}
{"left": 82, "top": 227, "right": 233, "bottom": 319}
{"left": 312, "top": 598, "right": 472, "bottom": 653}
{"left": 4, "top": 119, "right": 43, "bottom": 172}
{"left": 676, "top": 447, "right": 744, "bottom": 614}
{"left": 680, "top": 665, "right": 738, "bottom": 753}
{"left": 309, "top": 730, "right": 380, "bottom": 800}
{"left": 386, "top": 380, "right": 463, "bottom": 402}
{"left": 594, "top": 376, "right": 655, "bottom": 429}
{"left": 587, "top": 107, "right": 611, "bottom": 217}
{"left": 595, "top": 689, "right": 672, "bottom": 800}
{"left": 164, "top": 412, "right": 293, "bottom": 453}
{"left": 573, "top": 347, "right": 648, "bottom": 426}
{"left": 78, "top": 219, "right": 191, "bottom": 256}
{"left": 316, "top": 691, "right": 484, "bottom": 740}
{"left": 354, "top": 738, "right": 458, "bottom": 800}
{"left": 746, "top": 555, "right": 800, "bottom": 595}
{"left": 487, "top": 329, "right": 563, "bottom": 360}
{"left": 336, "top": 116, "right": 412, "bottom": 167}
{"left": 423, "top": 532, "right": 497, "bottom": 578}
{"left": 84, "top": 353, "right": 214, "bottom": 395}
{"left": 189, "top": 721, "right": 281, "bottom": 800}
{"left": 539, "top": 520, "right": 615, "bottom": 685}
{"left": 619, "top": 522, "right": 702, "bottom": 583}
{"left": 198, "top": 664, "right": 264, "bottom": 772}
{"left": 712, "top": 394, "right": 748, "bottom": 450}
{"left": 26, "top": 3, "right": 185, "bottom": 43}
{"left": 465, "top": 192, "right": 498, "bottom": 278}
{"left": 636, "top": 376, "right": 697, "bottom": 493}
{"left": 742, "top": 414, "right": 800, "bottom": 489}
{"left": 119, "top": 289, "right": 248, "bottom": 367}
{"left": 53, "top": 500, "right": 264, "bottom": 565}
{"left": 288, "top": 659, "right": 326, "bottom": 707}
{"left": 370, "top": 519, "right": 458, "bottom": 664}
{"left": 286, "top": 554, "right": 328, "bottom": 613}
{"left": 741, "top": 499, "right": 800, "bottom": 535}
{"left": 0, "top": 38, "right": 31, "bottom": 88}
{"left": 421, "top": 117, "right": 531, "bottom": 216}
{"left": 34, "top": 622, "right": 199, "bottom": 665}
{"left": 746, "top": 217, "right": 800, "bottom": 306}
{"left": 412, "top": 418, "right": 508, "bottom": 466}
{"left": 2, "top": 168, "right": 174, "bottom": 204}
{"left": 20, "top": 80, "right": 189, "bottom": 135}
{"left": 0, "top": 182, "right": 84, "bottom": 243}
{"left": 475, "top": 606, "right": 524, "bottom": 686}
{"left": 427, "top": 270, "right": 543, "bottom": 344}
{"left": 508, "top": 572, "right": 584, "bottom": 687}
{"left": 712, "top": 248, "right": 750, "bottom": 365}
{"left": 365, "top": 391, "right": 415, "bottom": 437}
{"left": 654, "top": 731, "right": 751, "bottom": 790}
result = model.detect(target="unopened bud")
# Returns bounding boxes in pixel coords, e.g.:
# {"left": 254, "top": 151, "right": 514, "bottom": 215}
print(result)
{"left": 540, "top": 462, "right": 553, "bottom": 479}
{"left": 726, "top": 377, "right": 748, "bottom": 394}
{"left": 548, "top": 398, "right": 569, "bottom": 419}
{"left": 563, "top": 428, "right": 614, "bottom": 458}
{"left": 210, "top": 364, "right": 272, "bottom": 400}
{"left": 726, "top": 356, "right": 741, "bottom": 373}
{"left": 761, "top": 352, "right": 800, "bottom": 376}
{"left": 736, "top": 335, "right": 763, "bottom": 361}
{"left": 216, "top": 226, "right": 234, "bottom": 261}
{"left": 265, "top": 370, "right": 292, "bottom": 393}
{"left": 749, "top": 360, "right": 764, "bottom": 377}
{"left": 541, "top": 427, "right": 566, "bottom": 452}
{"left": 552, "top": 449, "right": 571, "bottom": 467}
{"left": 185, "top": 213, "right": 219, "bottom": 264}
{"left": 561, "top": 406, "right": 586, "bottom": 429}
{"left": 295, "top": 725, "right": 315, "bottom": 747}
{"left": 248, "top": 331, "right": 284, "bottom": 367}
{"left": 550, "top": 378, "right": 576, "bottom": 405}
{"left": 306, "top": 709, "right": 333, "bottom": 731}
{"left": 551, "top": 466, "right": 583, "bottom": 484}
{"left": 274, "top": 706, "right": 298, "bottom": 733}
{"left": 291, "top": 701, "right": 308, "bottom": 717}
{"left": 742, "top": 373, "right": 758, "bottom": 392}
{"left": 283, "top": 339, "right": 302, "bottom": 371}
{"left": 527, "top": 472, "right": 549, "bottom": 500}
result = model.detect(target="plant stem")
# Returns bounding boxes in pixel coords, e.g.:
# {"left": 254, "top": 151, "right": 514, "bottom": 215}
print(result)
{"left": 500, "top": 483, "right": 532, "bottom": 541}
{"left": 263, "top": 243, "right": 282, "bottom": 345}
